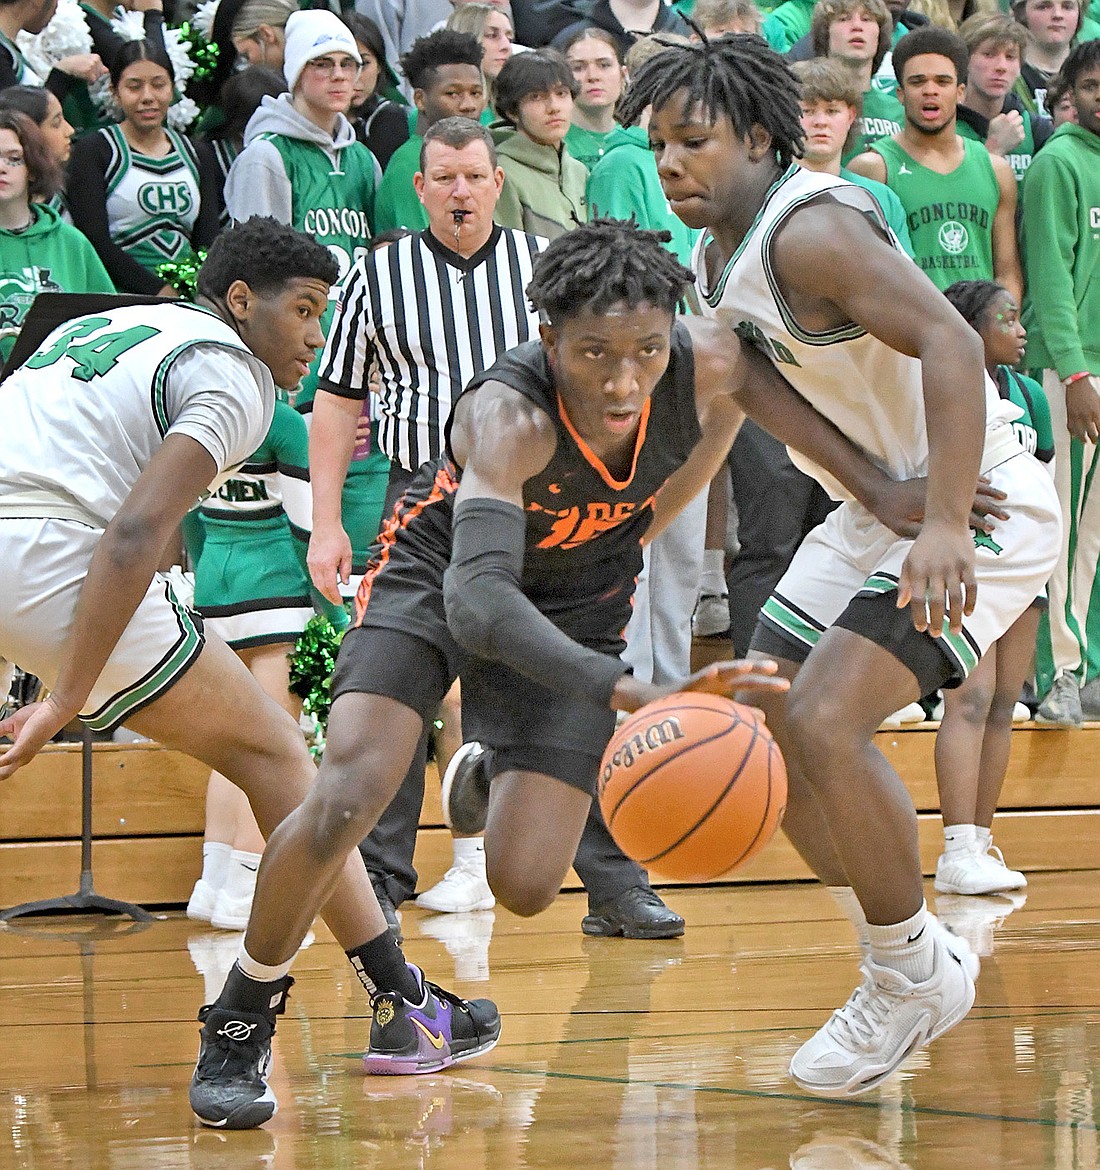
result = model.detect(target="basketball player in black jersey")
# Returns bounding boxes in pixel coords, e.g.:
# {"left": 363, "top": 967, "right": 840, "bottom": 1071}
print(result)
{"left": 193, "top": 218, "right": 938, "bottom": 1128}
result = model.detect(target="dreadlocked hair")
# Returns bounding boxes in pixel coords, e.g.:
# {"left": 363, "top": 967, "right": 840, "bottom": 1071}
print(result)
{"left": 526, "top": 219, "right": 695, "bottom": 324}
{"left": 617, "top": 33, "right": 804, "bottom": 169}
{"left": 943, "top": 280, "right": 1007, "bottom": 331}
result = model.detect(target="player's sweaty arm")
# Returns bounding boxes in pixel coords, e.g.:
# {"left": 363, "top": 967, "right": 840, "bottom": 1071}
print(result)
{"left": 443, "top": 381, "right": 630, "bottom": 708}
{"left": 771, "top": 203, "right": 986, "bottom": 635}
{"left": 0, "top": 435, "right": 219, "bottom": 777}
{"left": 307, "top": 386, "right": 361, "bottom": 603}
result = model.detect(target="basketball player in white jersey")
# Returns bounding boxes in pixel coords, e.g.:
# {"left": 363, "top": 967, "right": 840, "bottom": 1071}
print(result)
{"left": 0, "top": 216, "right": 505, "bottom": 1130}
{"left": 623, "top": 36, "right": 1062, "bottom": 1097}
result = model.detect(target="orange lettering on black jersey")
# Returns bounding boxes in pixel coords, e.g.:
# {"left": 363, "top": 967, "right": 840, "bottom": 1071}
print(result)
{"left": 531, "top": 499, "right": 650, "bottom": 550}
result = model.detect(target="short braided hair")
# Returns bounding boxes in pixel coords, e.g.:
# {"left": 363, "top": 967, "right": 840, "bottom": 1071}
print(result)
{"left": 943, "top": 280, "right": 1006, "bottom": 330}
{"left": 525, "top": 218, "right": 694, "bottom": 324}
{"left": 617, "top": 33, "right": 804, "bottom": 168}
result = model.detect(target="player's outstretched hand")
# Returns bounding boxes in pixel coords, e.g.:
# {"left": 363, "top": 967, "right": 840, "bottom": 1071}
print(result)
{"left": 869, "top": 475, "right": 1008, "bottom": 538}
{"left": 307, "top": 524, "right": 354, "bottom": 606}
{"left": 0, "top": 698, "right": 73, "bottom": 781}
{"left": 896, "top": 524, "right": 977, "bottom": 638}
{"left": 678, "top": 659, "right": 789, "bottom": 699}
{"left": 611, "top": 660, "right": 789, "bottom": 713}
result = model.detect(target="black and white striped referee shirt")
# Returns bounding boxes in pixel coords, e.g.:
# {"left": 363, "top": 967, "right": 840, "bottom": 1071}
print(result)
{"left": 316, "top": 224, "right": 546, "bottom": 473}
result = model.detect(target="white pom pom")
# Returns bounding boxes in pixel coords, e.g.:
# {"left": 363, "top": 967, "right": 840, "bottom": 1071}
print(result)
{"left": 192, "top": 0, "right": 220, "bottom": 42}
{"left": 168, "top": 95, "right": 201, "bottom": 131}
{"left": 110, "top": 9, "right": 147, "bottom": 43}
{"left": 15, "top": 0, "right": 92, "bottom": 78}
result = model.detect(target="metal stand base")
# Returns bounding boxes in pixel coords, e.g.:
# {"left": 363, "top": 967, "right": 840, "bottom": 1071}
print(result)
{"left": 0, "top": 724, "right": 153, "bottom": 924}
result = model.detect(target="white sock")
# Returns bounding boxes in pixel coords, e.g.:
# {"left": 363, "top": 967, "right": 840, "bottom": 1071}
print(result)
{"left": 943, "top": 824, "right": 977, "bottom": 854}
{"left": 699, "top": 548, "right": 726, "bottom": 594}
{"left": 222, "top": 849, "right": 262, "bottom": 901}
{"left": 975, "top": 826, "right": 993, "bottom": 853}
{"left": 867, "top": 903, "right": 935, "bottom": 983}
{"left": 200, "top": 841, "right": 233, "bottom": 890}
{"left": 237, "top": 943, "right": 294, "bottom": 984}
{"left": 453, "top": 836, "right": 485, "bottom": 867}
{"left": 827, "top": 885, "right": 870, "bottom": 952}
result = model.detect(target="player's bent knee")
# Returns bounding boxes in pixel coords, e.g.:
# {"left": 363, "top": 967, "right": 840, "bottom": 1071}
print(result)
{"left": 485, "top": 858, "right": 558, "bottom": 917}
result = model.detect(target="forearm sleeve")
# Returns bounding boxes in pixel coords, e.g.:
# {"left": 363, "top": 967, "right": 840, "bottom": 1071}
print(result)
{"left": 443, "top": 497, "right": 626, "bottom": 707}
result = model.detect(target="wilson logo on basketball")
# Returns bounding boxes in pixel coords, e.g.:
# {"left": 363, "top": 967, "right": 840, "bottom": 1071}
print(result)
{"left": 600, "top": 717, "right": 685, "bottom": 786}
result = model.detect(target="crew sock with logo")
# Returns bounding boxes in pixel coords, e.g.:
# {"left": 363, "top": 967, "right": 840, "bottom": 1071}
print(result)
{"left": 346, "top": 931, "right": 422, "bottom": 1000}
{"left": 866, "top": 902, "right": 935, "bottom": 983}
{"left": 222, "top": 849, "right": 262, "bottom": 903}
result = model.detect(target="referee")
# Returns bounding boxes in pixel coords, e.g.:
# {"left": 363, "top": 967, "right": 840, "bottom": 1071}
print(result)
{"left": 309, "top": 116, "right": 685, "bottom": 940}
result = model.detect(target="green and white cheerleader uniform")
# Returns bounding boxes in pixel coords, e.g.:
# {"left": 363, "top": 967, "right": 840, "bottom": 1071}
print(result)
{"left": 193, "top": 399, "right": 315, "bottom": 650}
{"left": 68, "top": 123, "right": 218, "bottom": 295}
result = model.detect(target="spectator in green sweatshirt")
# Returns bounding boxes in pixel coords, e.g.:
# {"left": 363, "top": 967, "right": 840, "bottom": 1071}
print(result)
{"left": 1020, "top": 40, "right": 1100, "bottom": 724}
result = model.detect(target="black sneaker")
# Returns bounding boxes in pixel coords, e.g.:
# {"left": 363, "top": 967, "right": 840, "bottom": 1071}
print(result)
{"left": 440, "top": 741, "right": 491, "bottom": 835}
{"left": 363, "top": 963, "right": 501, "bottom": 1075}
{"left": 189, "top": 977, "right": 292, "bottom": 1129}
{"left": 581, "top": 886, "right": 686, "bottom": 939}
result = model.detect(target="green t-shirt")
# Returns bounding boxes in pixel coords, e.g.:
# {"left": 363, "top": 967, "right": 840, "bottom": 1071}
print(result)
{"left": 957, "top": 114, "right": 1038, "bottom": 190}
{"left": 844, "top": 82, "right": 905, "bottom": 165}
{"left": 374, "top": 135, "right": 428, "bottom": 233}
{"left": 762, "top": 0, "right": 814, "bottom": 51}
{"left": 564, "top": 123, "right": 619, "bottom": 171}
{"left": 839, "top": 167, "right": 915, "bottom": 257}
{"left": 871, "top": 136, "right": 1000, "bottom": 292}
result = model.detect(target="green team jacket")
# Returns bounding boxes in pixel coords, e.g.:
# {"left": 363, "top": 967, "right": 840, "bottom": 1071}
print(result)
{"left": 1000, "top": 367, "right": 1055, "bottom": 464}
{"left": 0, "top": 203, "right": 113, "bottom": 363}
{"left": 1020, "top": 123, "right": 1100, "bottom": 378}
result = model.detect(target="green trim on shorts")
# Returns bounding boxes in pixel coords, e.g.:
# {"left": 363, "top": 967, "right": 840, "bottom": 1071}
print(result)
{"left": 862, "top": 573, "right": 898, "bottom": 594}
{"left": 760, "top": 595, "right": 824, "bottom": 648}
{"left": 83, "top": 586, "right": 204, "bottom": 731}
{"left": 935, "top": 626, "right": 980, "bottom": 680}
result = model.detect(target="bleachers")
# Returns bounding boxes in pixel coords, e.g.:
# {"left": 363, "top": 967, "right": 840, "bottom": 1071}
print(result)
{"left": 2, "top": 724, "right": 1097, "bottom": 909}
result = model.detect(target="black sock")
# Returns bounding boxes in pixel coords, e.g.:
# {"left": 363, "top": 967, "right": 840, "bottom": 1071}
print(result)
{"left": 214, "top": 962, "right": 290, "bottom": 1017}
{"left": 346, "top": 931, "right": 420, "bottom": 1000}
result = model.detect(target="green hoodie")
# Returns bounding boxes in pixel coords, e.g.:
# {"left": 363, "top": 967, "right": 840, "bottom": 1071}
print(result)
{"left": 494, "top": 129, "right": 587, "bottom": 240}
{"left": 586, "top": 125, "right": 698, "bottom": 267}
{"left": 0, "top": 204, "right": 113, "bottom": 363}
{"left": 1020, "top": 122, "right": 1100, "bottom": 378}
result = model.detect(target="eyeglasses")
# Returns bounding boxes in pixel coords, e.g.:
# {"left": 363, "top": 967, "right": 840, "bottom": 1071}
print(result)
{"left": 305, "top": 55, "right": 363, "bottom": 78}
{"left": 0, "top": 151, "right": 26, "bottom": 168}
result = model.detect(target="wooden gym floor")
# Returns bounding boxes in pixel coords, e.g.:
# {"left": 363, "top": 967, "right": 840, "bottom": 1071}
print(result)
{"left": 3, "top": 870, "right": 1099, "bottom": 1170}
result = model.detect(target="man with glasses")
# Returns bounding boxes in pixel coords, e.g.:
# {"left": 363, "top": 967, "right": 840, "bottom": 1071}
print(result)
{"left": 226, "top": 8, "right": 391, "bottom": 599}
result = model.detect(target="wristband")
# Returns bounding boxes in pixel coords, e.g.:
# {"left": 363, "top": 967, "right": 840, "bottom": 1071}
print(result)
{"left": 1063, "top": 372, "right": 1091, "bottom": 387}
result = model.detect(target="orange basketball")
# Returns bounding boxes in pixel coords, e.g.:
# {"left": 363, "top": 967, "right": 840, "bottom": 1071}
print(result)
{"left": 598, "top": 693, "right": 787, "bottom": 882}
